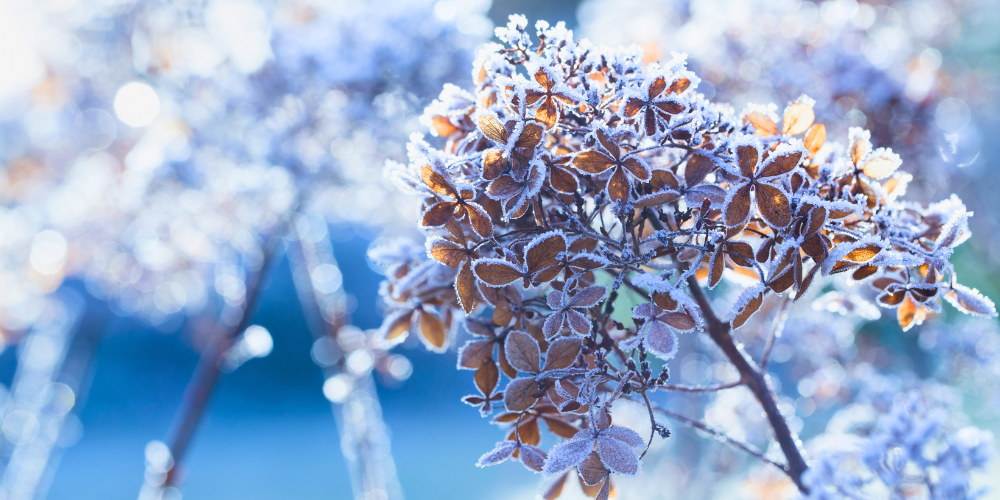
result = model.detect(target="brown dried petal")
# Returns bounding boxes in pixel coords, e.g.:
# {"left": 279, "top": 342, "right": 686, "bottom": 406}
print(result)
{"left": 429, "top": 238, "right": 467, "bottom": 267}
{"left": 504, "top": 377, "right": 541, "bottom": 411}
{"left": 482, "top": 149, "right": 506, "bottom": 180}
{"left": 573, "top": 151, "right": 616, "bottom": 174}
{"left": 732, "top": 285, "right": 766, "bottom": 329}
{"left": 746, "top": 112, "right": 778, "bottom": 137}
{"left": 475, "top": 359, "right": 499, "bottom": 396}
{"left": 724, "top": 184, "right": 753, "bottom": 226}
{"left": 474, "top": 260, "right": 523, "bottom": 287}
{"left": 736, "top": 145, "right": 759, "bottom": 177}
{"left": 543, "top": 337, "right": 583, "bottom": 371}
{"left": 804, "top": 124, "right": 826, "bottom": 155}
{"left": 607, "top": 167, "right": 631, "bottom": 203}
{"left": 478, "top": 115, "right": 509, "bottom": 143}
{"left": 422, "top": 202, "right": 456, "bottom": 227}
{"left": 517, "top": 123, "right": 545, "bottom": 148}
{"left": 684, "top": 153, "right": 715, "bottom": 186}
{"left": 418, "top": 310, "right": 447, "bottom": 350}
{"left": 459, "top": 339, "right": 495, "bottom": 369}
{"left": 755, "top": 183, "right": 792, "bottom": 228}
{"left": 782, "top": 102, "right": 815, "bottom": 135}
{"left": 595, "top": 129, "right": 621, "bottom": 159}
{"left": 757, "top": 151, "right": 802, "bottom": 179}
{"left": 456, "top": 260, "right": 477, "bottom": 313}
{"left": 505, "top": 330, "right": 542, "bottom": 373}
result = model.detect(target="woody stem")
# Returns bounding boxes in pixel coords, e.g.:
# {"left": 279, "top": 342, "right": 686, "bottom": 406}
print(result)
{"left": 685, "top": 277, "right": 809, "bottom": 493}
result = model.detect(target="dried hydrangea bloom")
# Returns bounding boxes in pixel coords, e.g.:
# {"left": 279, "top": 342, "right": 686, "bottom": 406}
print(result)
{"left": 373, "top": 17, "right": 996, "bottom": 498}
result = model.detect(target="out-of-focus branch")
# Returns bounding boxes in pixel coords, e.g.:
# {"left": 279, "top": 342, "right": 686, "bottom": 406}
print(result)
{"left": 138, "top": 218, "right": 289, "bottom": 497}
{"left": 289, "top": 215, "right": 401, "bottom": 500}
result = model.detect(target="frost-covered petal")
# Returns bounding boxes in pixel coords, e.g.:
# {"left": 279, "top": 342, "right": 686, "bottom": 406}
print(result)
{"left": 477, "top": 440, "right": 518, "bottom": 467}
{"left": 596, "top": 434, "right": 640, "bottom": 476}
{"left": 542, "top": 436, "right": 595, "bottom": 476}
{"left": 602, "top": 426, "right": 647, "bottom": 449}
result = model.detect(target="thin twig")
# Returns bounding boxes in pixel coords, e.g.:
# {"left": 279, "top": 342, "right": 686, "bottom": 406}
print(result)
{"left": 760, "top": 297, "right": 790, "bottom": 372}
{"left": 640, "top": 391, "right": 656, "bottom": 459}
{"left": 686, "top": 277, "right": 810, "bottom": 493}
{"left": 648, "top": 402, "right": 788, "bottom": 472}
{"left": 161, "top": 213, "right": 294, "bottom": 488}
{"left": 660, "top": 381, "right": 741, "bottom": 393}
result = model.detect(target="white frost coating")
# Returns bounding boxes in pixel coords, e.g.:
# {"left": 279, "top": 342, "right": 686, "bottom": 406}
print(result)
{"left": 476, "top": 440, "right": 518, "bottom": 467}
{"left": 541, "top": 433, "right": 596, "bottom": 476}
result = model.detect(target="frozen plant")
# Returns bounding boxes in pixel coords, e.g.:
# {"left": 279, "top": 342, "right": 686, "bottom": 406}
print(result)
{"left": 372, "top": 17, "right": 996, "bottom": 498}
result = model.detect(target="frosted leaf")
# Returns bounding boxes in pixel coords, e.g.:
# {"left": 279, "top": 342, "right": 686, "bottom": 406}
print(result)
{"left": 519, "top": 444, "right": 547, "bottom": 472}
{"left": 569, "top": 286, "right": 607, "bottom": 308}
{"left": 546, "top": 290, "right": 564, "bottom": 310}
{"left": 602, "top": 426, "right": 646, "bottom": 449}
{"left": 618, "top": 335, "right": 641, "bottom": 351}
{"left": 477, "top": 440, "right": 518, "bottom": 467}
{"left": 505, "top": 330, "right": 541, "bottom": 373}
{"left": 731, "top": 283, "right": 767, "bottom": 329}
{"left": 542, "top": 313, "right": 565, "bottom": 339}
{"left": 577, "top": 451, "right": 609, "bottom": 486}
{"left": 596, "top": 434, "right": 640, "bottom": 476}
{"left": 936, "top": 209, "right": 971, "bottom": 250}
{"left": 946, "top": 284, "right": 997, "bottom": 318}
{"left": 645, "top": 321, "right": 677, "bottom": 360}
{"left": 565, "top": 310, "right": 591, "bottom": 335}
{"left": 542, "top": 434, "right": 596, "bottom": 476}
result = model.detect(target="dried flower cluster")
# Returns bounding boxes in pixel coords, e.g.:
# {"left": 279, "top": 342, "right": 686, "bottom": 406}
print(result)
{"left": 374, "top": 17, "right": 996, "bottom": 498}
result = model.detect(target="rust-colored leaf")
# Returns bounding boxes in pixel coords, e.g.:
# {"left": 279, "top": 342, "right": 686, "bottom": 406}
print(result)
{"left": 420, "top": 165, "right": 456, "bottom": 197}
{"left": 418, "top": 310, "right": 447, "bottom": 350}
{"left": 429, "top": 238, "right": 467, "bottom": 267}
{"left": 755, "top": 183, "right": 791, "bottom": 227}
{"left": 504, "top": 377, "right": 540, "bottom": 411}
{"left": 431, "top": 115, "right": 457, "bottom": 137}
{"left": 478, "top": 115, "right": 509, "bottom": 143}
{"left": 505, "top": 330, "right": 542, "bottom": 373}
{"left": 573, "top": 151, "right": 615, "bottom": 174}
{"left": 861, "top": 155, "right": 898, "bottom": 180}
{"left": 607, "top": 167, "right": 631, "bottom": 203}
{"left": 843, "top": 244, "right": 881, "bottom": 263}
{"left": 536, "top": 99, "right": 559, "bottom": 129}
{"left": 475, "top": 359, "right": 499, "bottom": 395}
{"left": 708, "top": 247, "right": 725, "bottom": 288}
{"left": 746, "top": 112, "right": 777, "bottom": 137}
{"left": 684, "top": 153, "right": 715, "bottom": 186}
{"left": 543, "top": 337, "right": 583, "bottom": 371}
{"left": 385, "top": 310, "right": 414, "bottom": 342}
{"left": 757, "top": 151, "right": 802, "bottom": 179}
{"left": 732, "top": 285, "right": 766, "bottom": 329}
{"left": 422, "top": 202, "right": 455, "bottom": 227}
{"left": 724, "top": 184, "right": 753, "bottom": 226}
{"left": 517, "top": 123, "right": 545, "bottom": 148}
{"left": 526, "top": 233, "right": 566, "bottom": 274}
{"left": 459, "top": 339, "right": 495, "bottom": 369}
{"left": 482, "top": 149, "right": 506, "bottom": 180}
{"left": 736, "top": 145, "right": 759, "bottom": 177}
{"left": 456, "top": 260, "right": 477, "bottom": 313}
{"left": 804, "top": 124, "right": 826, "bottom": 155}
{"left": 474, "top": 260, "right": 523, "bottom": 287}
{"left": 667, "top": 77, "right": 691, "bottom": 94}
{"left": 542, "top": 416, "right": 580, "bottom": 439}
{"left": 782, "top": 102, "right": 814, "bottom": 135}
